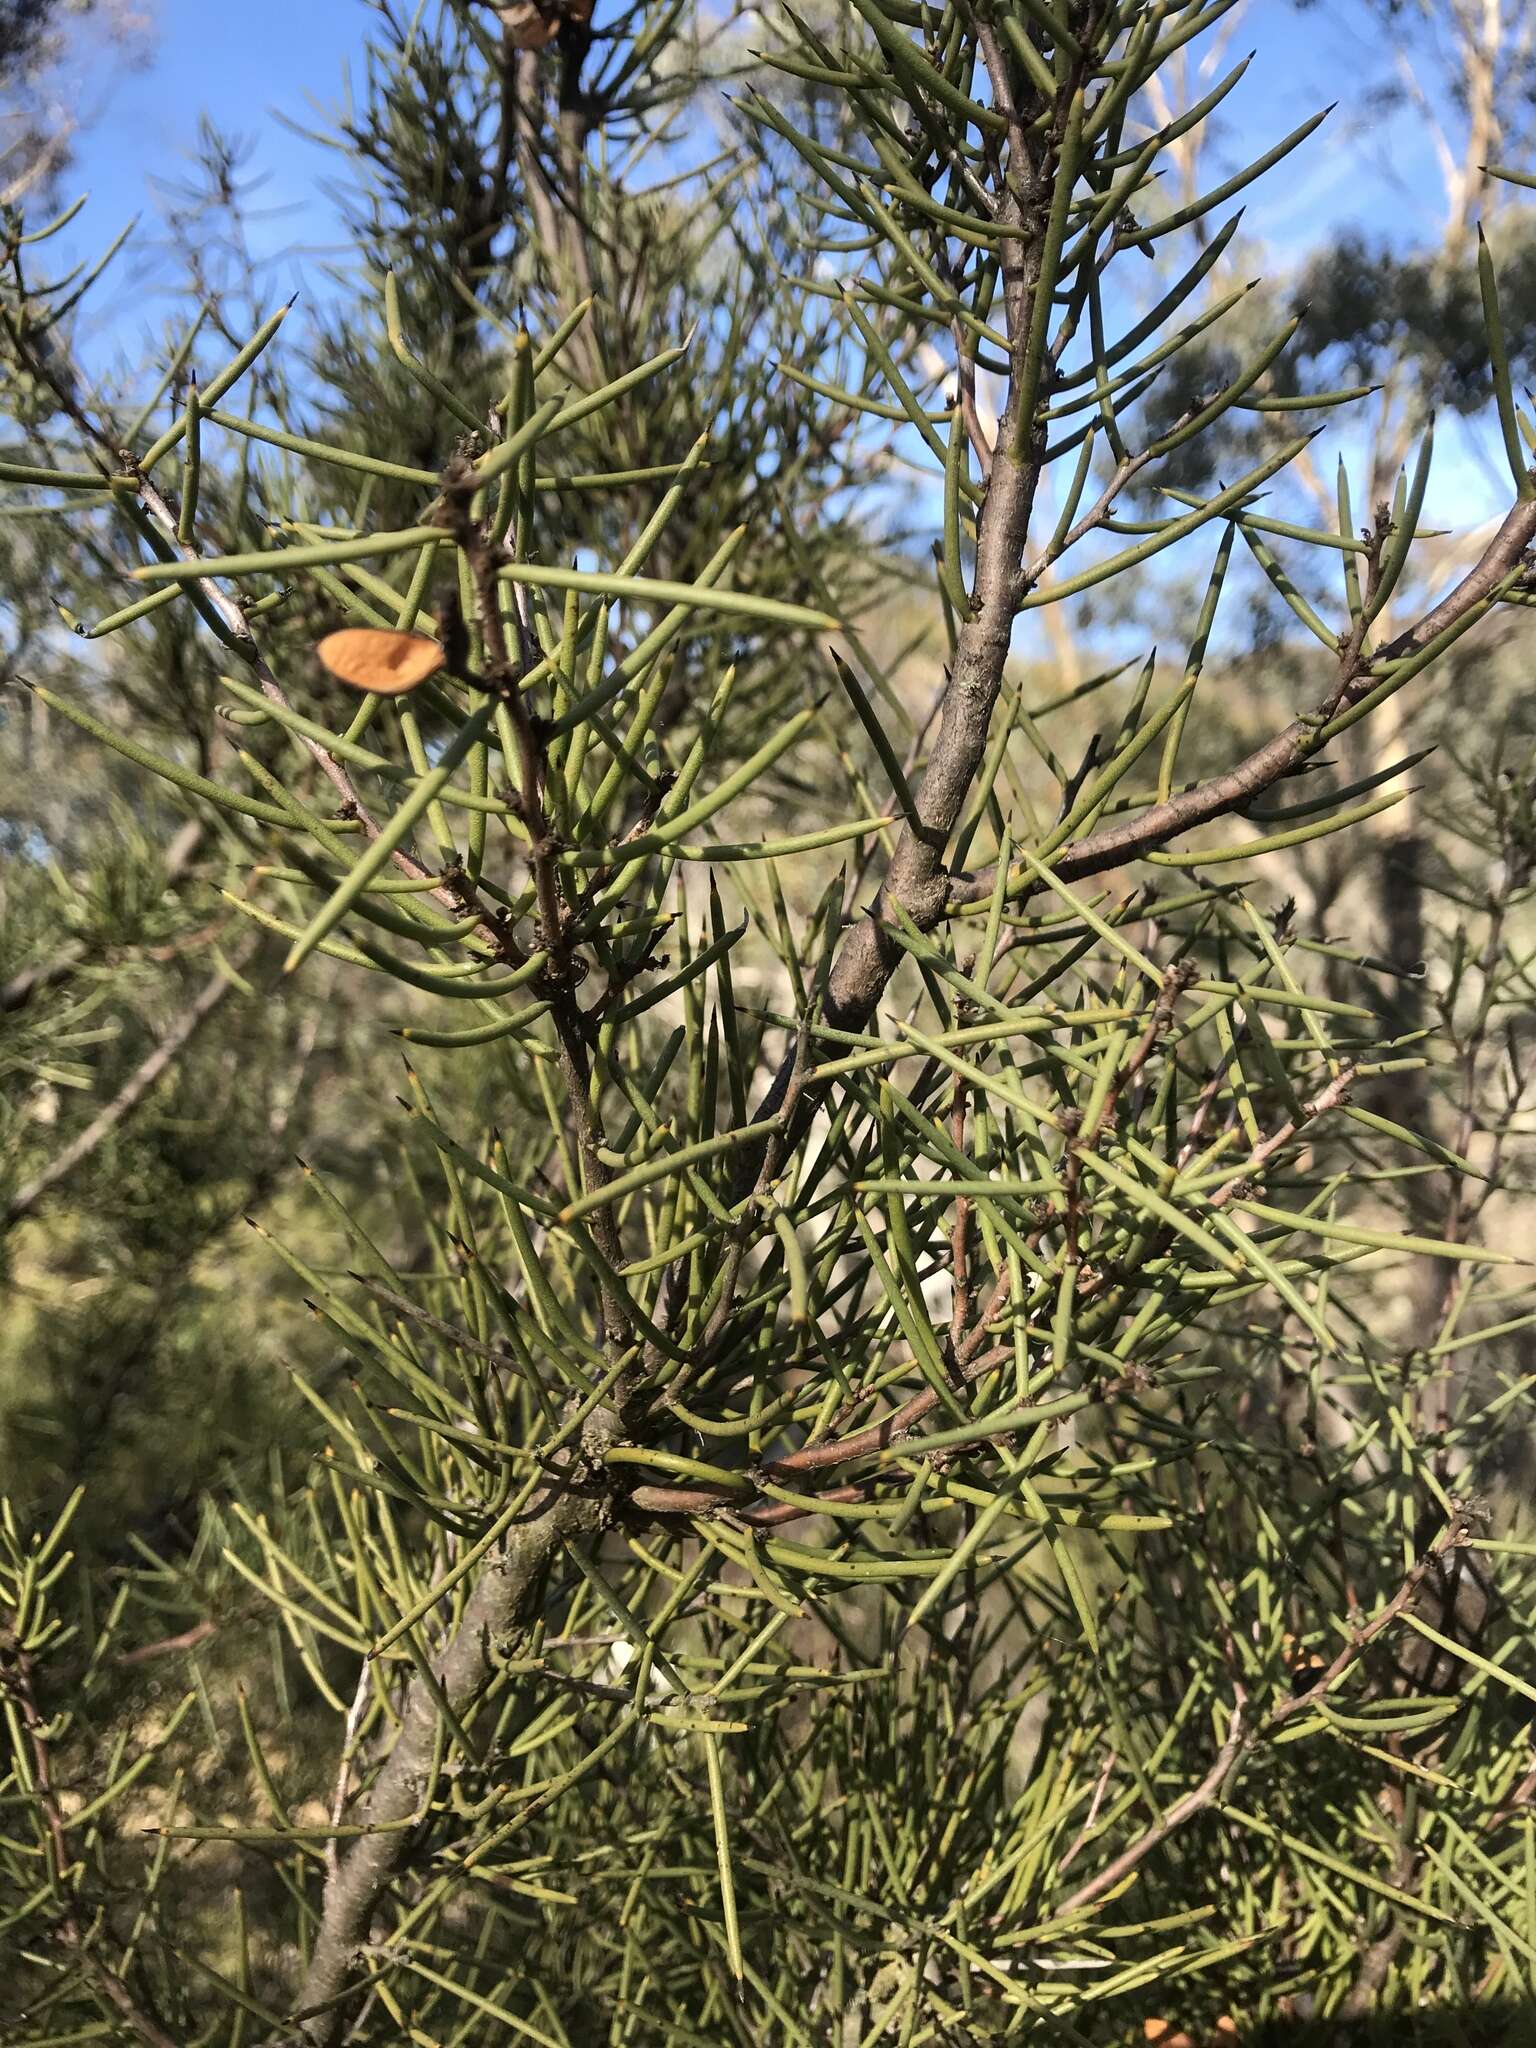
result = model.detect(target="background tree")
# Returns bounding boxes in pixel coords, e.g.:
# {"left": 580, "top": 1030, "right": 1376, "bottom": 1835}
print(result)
{"left": 0, "top": 1, "right": 153, "bottom": 205}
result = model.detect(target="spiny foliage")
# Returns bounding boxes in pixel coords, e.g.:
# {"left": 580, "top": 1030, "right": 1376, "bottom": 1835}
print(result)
{"left": 2, "top": 2, "right": 1536, "bottom": 2043}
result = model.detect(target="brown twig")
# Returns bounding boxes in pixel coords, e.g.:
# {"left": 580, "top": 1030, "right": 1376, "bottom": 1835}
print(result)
{"left": 954, "top": 496, "right": 1536, "bottom": 905}
{"left": 447, "top": 465, "right": 631, "bottom": 1363}
{"left": 949, "top": 1073, "right": 975, "bottom": 1346}
{"left": 1056, "top": 1510, "right": 1473, "bottom": 1920}
{"left": 1059, "top": 1689, "right": 1249, "bottom": 1914}
{"left": 117, "top": 1619, "right": 218, "bottom": 1667}
{"left": 0, "top": 1637, "right": 180, "bottom": 2048}
{"left": 1264, "top": 1510, "right": 1473, "bottom": 1734}
{"left": 3, "top": 956, "right": 246, "bottom": 1232}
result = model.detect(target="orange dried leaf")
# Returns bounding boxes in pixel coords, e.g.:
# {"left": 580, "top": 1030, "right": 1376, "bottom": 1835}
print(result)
{"left": 316, "top": 628, "right": 445, "bottom": 696}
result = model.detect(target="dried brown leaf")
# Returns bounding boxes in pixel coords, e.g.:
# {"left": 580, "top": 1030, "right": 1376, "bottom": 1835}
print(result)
{"left": 315, "top": 628, "right": 446, "bottom": 695}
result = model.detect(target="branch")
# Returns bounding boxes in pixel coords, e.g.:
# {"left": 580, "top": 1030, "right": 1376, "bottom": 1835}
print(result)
{"left": 1264, "top": 1510, "right": 1474, "bottom": 1735}
{"left": 287, "top": 1450, "right": 616, "bottom": 2044}
{"left": 1055, "top": 1510, "right": 1473, "bottom": 1920}
{"left": 447, "top": 463, "right": 631, "bottom": 1361}
{"left": 1058, "top": 1691, "right": 1248, "bottom": 1915}
{"left": 1, "top": 1637, "right": 180, "bottom": 2048}
{"left": 2, "top": 958, "right": 240, "bottom": 1231}
{"left": 623, "top": 1335, "right": 1016, "bottom": 1521}
{"left": 804, "top": 54, "right": 1080, "bottom": 1052}
{"left": 954, "top": 495, "right": 1536, "bottom": 904}
{"left": 117, "top": 1619, "right": 218, "bottom": 1667}
{"left": 820, "top": 429, "right": 1041, "bottom": 1036}
{"left": 291, "top": 471, "right": 638, "bottom": 2048}
{"left": 1, "top": 817, "right": 206, "bottom": 1015}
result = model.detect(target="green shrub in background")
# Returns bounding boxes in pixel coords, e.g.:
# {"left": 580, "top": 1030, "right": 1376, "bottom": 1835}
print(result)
{"left": 2, "top": 1, "right": 1536, "bottom": 2041}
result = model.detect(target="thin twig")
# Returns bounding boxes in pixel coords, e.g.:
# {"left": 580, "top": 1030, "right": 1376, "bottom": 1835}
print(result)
{"left": 1, "top": 1639, "right": 181, "bottom": 2048}
{"left": 3, "top": 957, "right": 244, "bottom": 1231}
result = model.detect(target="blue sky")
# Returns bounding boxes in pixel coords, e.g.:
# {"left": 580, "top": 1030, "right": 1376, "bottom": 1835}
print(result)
{"left": 41, "top": 0, "right": 1519, "bottom": 543}
{"left": 57, "top": 1, "right": 1472, "bottom": 309}
{"left": 56, "top": 0, "right": 371, "bottom": 328}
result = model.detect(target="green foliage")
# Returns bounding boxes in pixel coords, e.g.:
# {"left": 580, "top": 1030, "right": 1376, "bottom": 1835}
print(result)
{"left": 3, "top": 2, "right": 1536, "bottom": 2043}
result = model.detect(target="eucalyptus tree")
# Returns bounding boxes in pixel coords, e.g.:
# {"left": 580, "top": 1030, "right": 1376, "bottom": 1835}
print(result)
{"left": 3, "top": 1, "right": 1536, "bottom": 2043}
{"left": 0, "top": 0, "right": 151, "bottom": 205}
